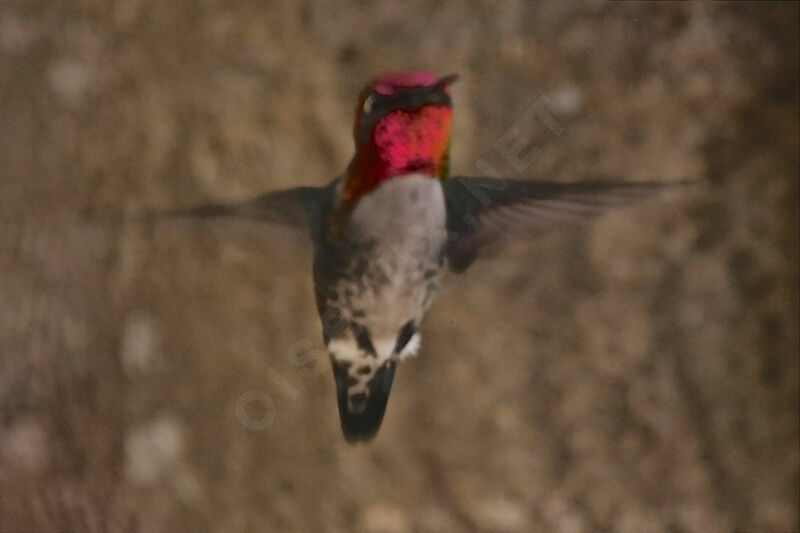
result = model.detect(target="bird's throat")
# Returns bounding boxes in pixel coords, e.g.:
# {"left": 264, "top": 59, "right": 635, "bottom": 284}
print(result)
{"left": 343, "top": 106, "right": 451, "bottom": 202}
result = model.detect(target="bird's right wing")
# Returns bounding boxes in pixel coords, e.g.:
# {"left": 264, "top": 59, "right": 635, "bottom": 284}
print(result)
{"left": 83, "top": 184, "right": 333, "bottom": 232}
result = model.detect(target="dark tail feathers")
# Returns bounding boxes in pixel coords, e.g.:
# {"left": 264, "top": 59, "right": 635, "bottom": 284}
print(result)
{"left": 332, "top": 361, "right": 396, "bottom": 442}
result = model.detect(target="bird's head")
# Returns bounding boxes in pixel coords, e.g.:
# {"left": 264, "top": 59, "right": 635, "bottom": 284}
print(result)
{"left": 342, "top": 70, "right": 457, "bottom": 202}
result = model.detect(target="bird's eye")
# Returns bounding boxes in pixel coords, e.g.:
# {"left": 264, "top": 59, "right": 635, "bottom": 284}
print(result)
{"left": 362, "top": 94, "right": 375, "bottom": 114}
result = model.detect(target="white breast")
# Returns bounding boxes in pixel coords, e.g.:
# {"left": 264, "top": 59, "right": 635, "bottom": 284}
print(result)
{"left": 346, "top": 174, "right": 447, "bottom": 249}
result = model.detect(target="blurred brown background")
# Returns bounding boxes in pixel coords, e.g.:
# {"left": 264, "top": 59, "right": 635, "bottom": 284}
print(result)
{"left": 0, "top": 1, "right": 797, "bottom": 532}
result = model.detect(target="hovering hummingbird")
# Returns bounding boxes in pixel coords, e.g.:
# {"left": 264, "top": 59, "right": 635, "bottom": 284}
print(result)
{"left": 111, "top": 71, "right": 686, "bottom": 441}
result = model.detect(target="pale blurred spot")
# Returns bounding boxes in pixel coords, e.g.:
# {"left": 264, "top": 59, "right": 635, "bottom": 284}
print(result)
{"left": 548, "top": 86, "right": 584, "bottom": 116}
{"left": 0, "top": 418, "right": 48, "bottom": 473}
{"left": 47, "top": 60, "right": 96, "bottom": 105}
{"left": 358, "top": 502, "right": 411, "bottom": 533}
{"left": 125, "top": 415, "right": 186, "bottom": 485}
{"left": 474, "top": 497, "right": 528, "bottom": 532}
{"left": 120, "top": 312, "right": 162, "bottom": 376}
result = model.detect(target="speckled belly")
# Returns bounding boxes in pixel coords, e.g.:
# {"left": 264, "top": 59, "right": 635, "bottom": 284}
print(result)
{"left": 315, "top": 175, "right": 447, "bottom": 339}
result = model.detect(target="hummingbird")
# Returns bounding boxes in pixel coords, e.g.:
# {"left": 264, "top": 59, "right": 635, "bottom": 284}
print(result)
{"left": 109, "top": 70, "right": 686, "bottom": 442}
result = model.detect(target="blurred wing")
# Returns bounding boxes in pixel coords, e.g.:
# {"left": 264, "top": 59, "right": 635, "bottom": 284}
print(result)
{"left": 84, "top": 185, "right": 330, "bottom": 230}
{"left": 444, "top": 177, "right": 690, "bottom": 273}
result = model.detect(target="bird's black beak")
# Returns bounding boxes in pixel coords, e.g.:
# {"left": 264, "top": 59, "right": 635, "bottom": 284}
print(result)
{"left": 332, "top": 360, "right": 396, "bottom": 443}
{"left": 421, "top": 73, "right": 458, "bottom": 103}
{"left": 411, "top": 73, "right": 457, "bottom": 109}
{"left": 435, "top": 73, "right": 459, "bottom": 91}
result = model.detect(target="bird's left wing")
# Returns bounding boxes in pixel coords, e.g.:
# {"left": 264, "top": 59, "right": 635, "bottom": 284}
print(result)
{"left": 444, "top": 177, "right": 692, "bottom": 273}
